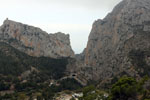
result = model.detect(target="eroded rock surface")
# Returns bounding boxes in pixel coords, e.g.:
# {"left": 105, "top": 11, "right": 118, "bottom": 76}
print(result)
{"left": 71, "top": 0, "right": 150, "bottom": 84}
{"left": 0, "top": 19, "right": 74, "bottom": 58}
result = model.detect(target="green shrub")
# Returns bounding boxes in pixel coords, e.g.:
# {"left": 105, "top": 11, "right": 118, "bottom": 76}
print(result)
{"left": 110, "top": 76, "right": 138, "bottom": 100}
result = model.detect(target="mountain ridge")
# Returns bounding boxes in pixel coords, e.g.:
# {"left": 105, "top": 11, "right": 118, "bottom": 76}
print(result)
{"left": 0, "top": 0, "right": 150, "bottom": 88}
{"left": 0, "top": 18, "right": 74, "bottom": 58}
{"left": 69, "top": 0, "right": 150, "bottom": 85}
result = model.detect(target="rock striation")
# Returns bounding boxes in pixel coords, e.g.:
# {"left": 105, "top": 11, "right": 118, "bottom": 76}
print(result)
{"left": 0, "top": 19, "right": 74, "bottom": 58}
{"left": 71, "top": 0, "right": 150, "bottom": 84}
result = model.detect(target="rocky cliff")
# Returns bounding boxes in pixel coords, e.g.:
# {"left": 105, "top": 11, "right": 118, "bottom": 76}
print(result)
{"left": 72, "top": 0, "right": 150, "bottom": 84}
{"left": 1, "top": 0, "right": 150, "bottom": 87}
{"left": 0, "top": 19, "right": 74, "bottom": 58}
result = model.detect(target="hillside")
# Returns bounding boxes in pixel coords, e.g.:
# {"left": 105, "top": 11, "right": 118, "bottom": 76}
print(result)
{"left": 1, "top": 0, "right": 150, "bottom": 99}
{"left": 0, "top": 42, "right": 83, "bottom": 99}
{"left": 0, "top": 42, "right": 70, "bottom": 79}
{"left": 71, "top": 0, "right": 150, "bottom": 86}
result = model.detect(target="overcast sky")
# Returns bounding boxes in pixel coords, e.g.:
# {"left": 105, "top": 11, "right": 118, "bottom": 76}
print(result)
{"left": 0, "top": 0, "right": 122, "bottom": 54}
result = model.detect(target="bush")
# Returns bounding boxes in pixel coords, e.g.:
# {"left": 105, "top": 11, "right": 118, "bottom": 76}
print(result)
{"left": 110, "top": 76, "right": 138, "bottom": 100}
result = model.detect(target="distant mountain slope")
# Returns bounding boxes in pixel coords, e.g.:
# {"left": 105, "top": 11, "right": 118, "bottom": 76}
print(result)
{"left": 0, "top": 42, "right": 69, "bottom": 79}
{"left": 0, "top": 42, "right": 82, "bottom": 99}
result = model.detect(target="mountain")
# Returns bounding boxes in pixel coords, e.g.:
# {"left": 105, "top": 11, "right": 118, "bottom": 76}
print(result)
{"left": 1, "top": 0, "right": 150, "bottom": 99}
{"left": 0, "top": 19, "right": 74, "bottom": 58}
{"left": 72, "top": 0, "right": 150, "bottom": 85}
{"left": 0, "top": 42, "right": 84, "bottom": 99}
{"left": 0, "top": 19, "right": 83, "bottom": 99}
{"left": 0, "top": 42, "right": 69, "bottom": 79}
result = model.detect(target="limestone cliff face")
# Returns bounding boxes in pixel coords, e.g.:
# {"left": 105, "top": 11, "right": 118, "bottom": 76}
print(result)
{"left": 75, "top": 0, "right": 150, "bottom": 82}
{"left": 0, "top": 19, "right": 74, "bottom": 58}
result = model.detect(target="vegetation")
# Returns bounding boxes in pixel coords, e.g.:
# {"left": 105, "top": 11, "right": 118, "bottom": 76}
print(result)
{"left": 108, "top": 76, "right": 150, "bottom": 100}
{"left": 0, "top": 77, "right": 82, "bottom": 99}
{"left": 59, "top": 78, "right": 82, "bottom": 90}
{"left": 71, "top": 76, "right": 150, "bottom": 100}
{"left": 78, "top": 85, "right": 108, "bottom": 100}
{"left": 0, "top": 42, "right": 78, "bottom": 99}
{"left": 0, "top": 42, "right": 150, "bottom": 100}
{"left": 0, "top": 42, "right": 68, "bottom": 79}
{"left": 109, "top": 76, "right": 138, "bottom": 100}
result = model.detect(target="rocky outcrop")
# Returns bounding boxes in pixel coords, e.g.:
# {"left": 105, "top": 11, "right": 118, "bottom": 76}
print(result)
{"left": 0, "top": 19, "right": 74, "bottom": 58}
{"left": 1, "top": 0, "right": 150, "bottom": 86}
{"left": 72, "top": 0, "right": 150, "bottom": 83}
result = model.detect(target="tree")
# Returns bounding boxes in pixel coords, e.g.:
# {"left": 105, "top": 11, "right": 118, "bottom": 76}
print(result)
{"left": 110, "top": 76, "right": 138, "bottom": 100}
{"left": 82, "top": 85, "right": 95, "bottom": 97}
{"left": 18, "top": 93, "right": 27, "bottom": 100}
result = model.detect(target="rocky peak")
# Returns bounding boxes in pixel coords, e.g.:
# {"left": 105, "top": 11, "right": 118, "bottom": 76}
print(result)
{"left": 73, "top": 0, "right": 150, "bottom": 82}
{"left": 0, "top": 19, "right": 74, "bottom": 58}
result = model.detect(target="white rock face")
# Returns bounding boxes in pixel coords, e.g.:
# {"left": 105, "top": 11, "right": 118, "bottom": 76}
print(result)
{"left": 0, "top": 19, "right": 74, "bottom": 58}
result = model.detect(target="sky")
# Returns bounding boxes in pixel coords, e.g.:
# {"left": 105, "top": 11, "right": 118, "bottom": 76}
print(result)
{"left": 0, "top": 0, "right": 122, "bottom": 54}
